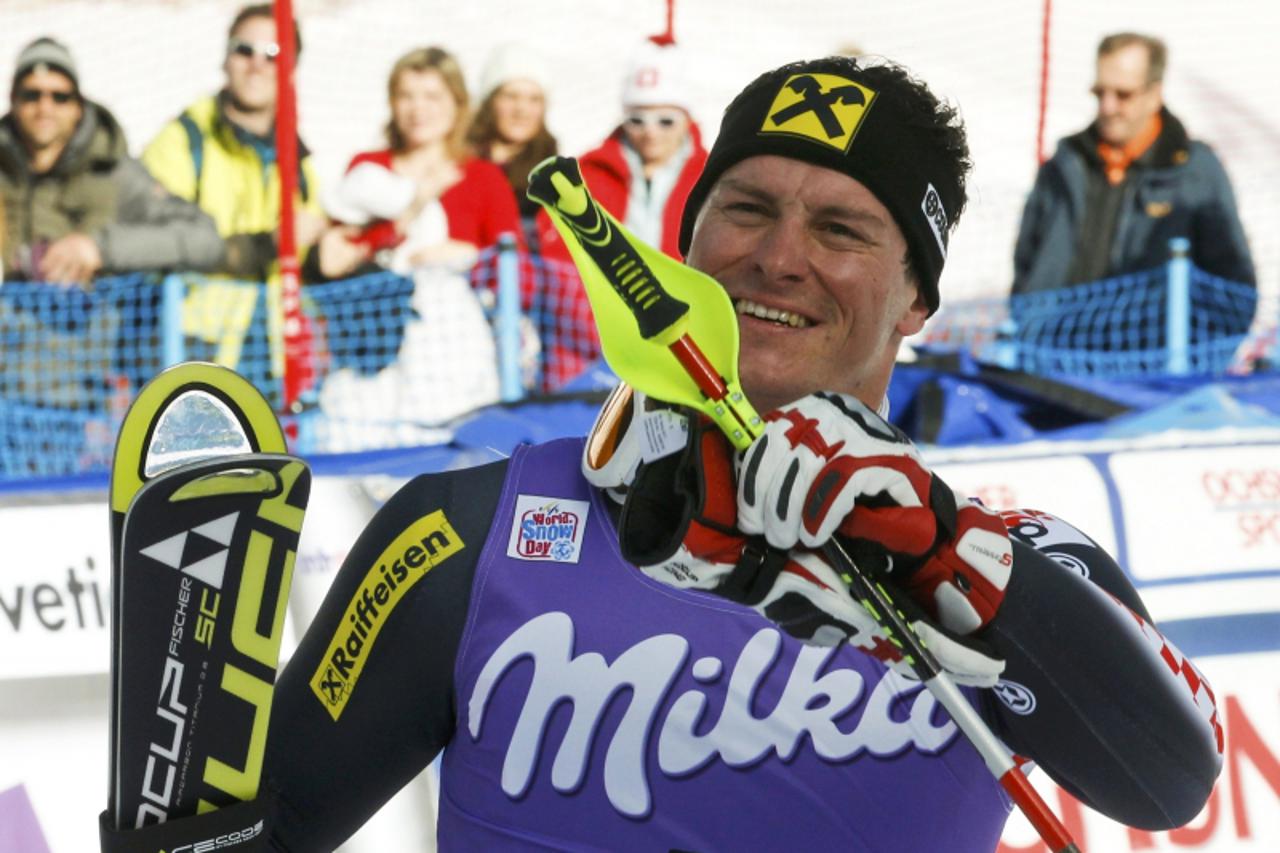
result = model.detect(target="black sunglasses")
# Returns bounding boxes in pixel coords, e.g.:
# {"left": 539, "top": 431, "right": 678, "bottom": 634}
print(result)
{"left": 228, "top": 38, "right": 280, "bottom": 62}
{"left": 17, "top": 88, "right": 76, "bottom": 105}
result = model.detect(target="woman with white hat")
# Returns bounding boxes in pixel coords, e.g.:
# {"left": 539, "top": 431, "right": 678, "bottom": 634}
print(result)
{"left": 467, "top": 43, "right": 557, "bottom": 252}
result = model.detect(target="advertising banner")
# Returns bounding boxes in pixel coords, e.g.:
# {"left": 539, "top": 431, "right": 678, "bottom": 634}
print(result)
{"left": 1110, "top": 445, "right": 1280, "bottom": 581}
{"left": 934, "top": 455, "right": 1119, "bottom": 553}
{"left": 0, "top": 502, "right": 111, "bottom": 679}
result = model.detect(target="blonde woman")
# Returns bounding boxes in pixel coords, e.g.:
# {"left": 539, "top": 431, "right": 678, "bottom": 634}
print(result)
{"left": 319, "top": 47, "right": 519, "bottom": 445}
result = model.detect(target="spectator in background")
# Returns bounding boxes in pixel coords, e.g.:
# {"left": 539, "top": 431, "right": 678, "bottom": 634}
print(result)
{"left": 529, "top": 40, "right": 707, "bottom": 391}
{"left": 142, "top": 3, "right": 325, "bottom": 282}
{"left": 467, "top": 43, "right": 557, "bottom": 253}
{"left": 0, "top": 37, "right": 222, "bottom": 284}
{"left": 539, "top": 39, "right": 707, "bottom": 262}
{"left": 1013, "top": 33, "right": 1255, "bottom": 303}
{"left": 316, "top": 46, "right": 520, "bottom": 445}
{"left": 323, "top": 46, "right": 522, "bottom": 276}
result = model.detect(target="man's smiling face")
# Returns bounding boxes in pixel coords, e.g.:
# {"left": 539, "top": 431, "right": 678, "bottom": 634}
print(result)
{"left": 684, "top": 155, "right": 928, "bottom": 413}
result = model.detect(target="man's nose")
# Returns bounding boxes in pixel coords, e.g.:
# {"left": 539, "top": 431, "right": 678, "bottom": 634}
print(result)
{"left": 751, "top": 216, "right": 808, "bottom": 284}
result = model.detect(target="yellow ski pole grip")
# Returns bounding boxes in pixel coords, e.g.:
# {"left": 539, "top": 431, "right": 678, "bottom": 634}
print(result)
{"left": 528, "top": 156, "right": 690, "bottom": 344}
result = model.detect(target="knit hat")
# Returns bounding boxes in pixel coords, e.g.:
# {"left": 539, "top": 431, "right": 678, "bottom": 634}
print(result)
{"left": 479, "top": 43, "right": 551, "bottom": 102}
{"left": 679, "top": 57, "right": 964, "bottom": 314}
{"left": 621, "top": 41, "right": 690, "bottom": 111}
{"left": 12, "top": 37, "right": 79, "bottom": 94}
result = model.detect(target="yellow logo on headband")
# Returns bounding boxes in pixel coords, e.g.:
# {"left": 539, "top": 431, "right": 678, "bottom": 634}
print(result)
{"left": 760, "top": 73, "right": 877, "bottom": 152}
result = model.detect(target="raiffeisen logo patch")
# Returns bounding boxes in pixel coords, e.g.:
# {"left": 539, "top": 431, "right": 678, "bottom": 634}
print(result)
{"left": 760, "top": 73, "right": 877, "bottom": 152}
{"left": 310, "top": 510, "right": 463, "bottom": 720}
{"left": 507, "top": 495, "right": 590, "bottom": 563}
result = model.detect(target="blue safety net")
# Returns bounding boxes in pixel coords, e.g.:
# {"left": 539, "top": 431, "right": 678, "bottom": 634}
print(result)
{"left": 924, "top": 266, "right": 1262, "bottom": 377}
{"left": 0, "top": 251, "right": 1271, "bottom": 482}
{"left": 1010, "top": 267, "right": 1257, "bottom": 375}
{"left": 1, "top": 275, "right": 158, "bottom": 478}
{"left": 0, "top": 245, "right": 604, "bottom": 478}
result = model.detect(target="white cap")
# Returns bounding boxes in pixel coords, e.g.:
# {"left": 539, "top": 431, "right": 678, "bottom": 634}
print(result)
{"left": 478, "top": 43, "right": 551, "bottom": 102}
{"left": 620, "top": 41, "right": 690, "bottom": 111}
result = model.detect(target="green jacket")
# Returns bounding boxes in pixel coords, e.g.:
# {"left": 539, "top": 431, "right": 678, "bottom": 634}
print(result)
{"left": 0, "top": 100, "right": 223, "bottom": 279}
{"left": 142, "top": 94, "right": 322, "bottom": 280}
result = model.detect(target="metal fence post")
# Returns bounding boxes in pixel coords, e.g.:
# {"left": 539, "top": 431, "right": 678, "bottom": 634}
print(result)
{"left": 495, "top": 233, "right": 524, "bottom": 402}
{"left": 161, "top": 273, "right": 185, "bottom": 367}
{"left": 992, "top": 315, "right": 1019, "bottom": 370}
{"left": 1166, "top": 237, "right": 1191, "bottom": 375}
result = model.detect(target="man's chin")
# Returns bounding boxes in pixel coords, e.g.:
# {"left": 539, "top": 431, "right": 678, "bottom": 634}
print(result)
{"left": 1098, "top": 124, "right": 1127, "bottom": 146}
{"left": 228, "top": 89, "right": 276, "bottom": 114}
{"left": 740, "top": 366, "right": 807, "bottom": 415}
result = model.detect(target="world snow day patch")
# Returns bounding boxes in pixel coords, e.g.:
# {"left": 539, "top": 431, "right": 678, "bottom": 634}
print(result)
{"left": 507, "top": 495, "right": 590, "bottom": 563}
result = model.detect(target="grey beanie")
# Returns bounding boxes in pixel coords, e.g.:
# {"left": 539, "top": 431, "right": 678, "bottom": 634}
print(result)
{"left": 13, "top": 37, "right": 79, "bottom": 93}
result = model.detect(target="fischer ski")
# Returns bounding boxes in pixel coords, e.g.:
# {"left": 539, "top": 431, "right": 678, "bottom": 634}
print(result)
{"left": 107, "top": 363, "right": 306, "bottom": 831}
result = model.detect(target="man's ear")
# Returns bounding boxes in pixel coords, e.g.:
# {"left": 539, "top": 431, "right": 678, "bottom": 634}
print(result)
{"left": 896, "top": 288, "right": 929, "bottom": 337}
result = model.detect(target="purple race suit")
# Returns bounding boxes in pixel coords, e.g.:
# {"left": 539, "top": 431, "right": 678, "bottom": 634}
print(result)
{"left": 438, "top": 439, "right": 1013, "bottom": 851}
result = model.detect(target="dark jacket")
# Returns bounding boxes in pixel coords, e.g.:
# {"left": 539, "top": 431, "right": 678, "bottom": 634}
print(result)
{"left": 0, "top": 100, "right": 223, "bottom": 279}
{"left": 1012, "top": 108, "right": 1255, "bottom": 296}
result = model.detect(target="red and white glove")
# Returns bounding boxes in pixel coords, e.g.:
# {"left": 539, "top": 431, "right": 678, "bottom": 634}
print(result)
{"left": 737, "top": 393, "right": 1013, "bottom": 635}
{"left": 623, "top": 412, "right": 1004, "bottom": 686}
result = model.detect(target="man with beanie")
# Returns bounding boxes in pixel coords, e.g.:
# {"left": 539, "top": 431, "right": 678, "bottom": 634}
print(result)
{"left": 101, "top": 56, "right": 1220, "bottom": 853}
{"left": 0, "top": 37, "right": 222, "bottom": 284}
{"left": 1013, "top": 33, "right": 1255, "bottom": 329}
{"left": 539, "top": 40, "right": 708, "bottom": 262}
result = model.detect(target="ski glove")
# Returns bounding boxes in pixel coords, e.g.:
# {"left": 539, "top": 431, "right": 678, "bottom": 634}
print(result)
{"left": 738, "top": 393, "right": 1013, "bottom": 634}
{"left": 622, "top": 411, "right": 1004, "bottom": 686}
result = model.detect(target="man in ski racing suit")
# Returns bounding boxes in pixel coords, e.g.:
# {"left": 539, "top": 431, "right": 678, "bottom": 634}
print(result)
{"left": 101, "top": 56, "right": 1222, "bottom": 853}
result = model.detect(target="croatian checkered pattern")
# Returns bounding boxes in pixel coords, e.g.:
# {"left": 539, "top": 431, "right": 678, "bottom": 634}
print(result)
{"left": 1000, "top": 508, "right": 1097, "bottom": 551}
{"left": 470, "top": 250, "right": 599, "bottom": 392}
{"left": 1111, "top": 593, "right": 1225, "bottom": 756}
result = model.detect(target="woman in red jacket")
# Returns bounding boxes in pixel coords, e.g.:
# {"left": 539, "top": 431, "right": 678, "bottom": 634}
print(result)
{"left": 326, "top": 46, "right": 521, "bottom": 272}
{"left": 318, "top": 47, "right": 519, "bottom": 444}
{"left": 538, "top": 41, "right": 707, "bottom": 263}
{"left": 531, "top": 41, "right": 708, "bottom": 390}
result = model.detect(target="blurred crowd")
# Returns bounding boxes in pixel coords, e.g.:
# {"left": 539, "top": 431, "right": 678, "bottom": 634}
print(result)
{"left": 0, "top": 3, "right": 719, "bottom": 431}
{"left": 0, "top": 4, "right": 705, "bottom": 289}
{"left": 0, "top": 5, "right": 1264, "bottom": 433}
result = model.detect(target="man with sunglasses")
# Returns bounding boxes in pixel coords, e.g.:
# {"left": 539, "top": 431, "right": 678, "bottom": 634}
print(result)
{"left": 0, "top": 37, "right": 222, "bottom": 285}
{"left": 142, "top": 3, "right": 325, "bottom": 281}
{"left": 1013, "top": 32, "right": 1255, "bottom": 311}
{"left": 539, "top": 39, "right": 707, "bottom": 263}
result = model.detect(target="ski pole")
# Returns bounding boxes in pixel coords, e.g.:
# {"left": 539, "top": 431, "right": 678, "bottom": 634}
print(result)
{"left": 528, "top": 155, "right": 1080, "bottom": 853}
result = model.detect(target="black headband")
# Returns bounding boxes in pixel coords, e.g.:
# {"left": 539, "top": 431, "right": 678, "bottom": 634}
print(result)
{"left": 679, "top": 58, "right": 959, "bottom": 314}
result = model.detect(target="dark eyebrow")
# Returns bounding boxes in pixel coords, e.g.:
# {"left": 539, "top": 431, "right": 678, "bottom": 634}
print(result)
{"left": 716, "top": 178, "right": 776, "bottom": 204}
{"left": 717, "top": 178, "right": 888, "bottom": 230}
{"left": 812, "top": 205, "right": 887, "bottom": 230}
